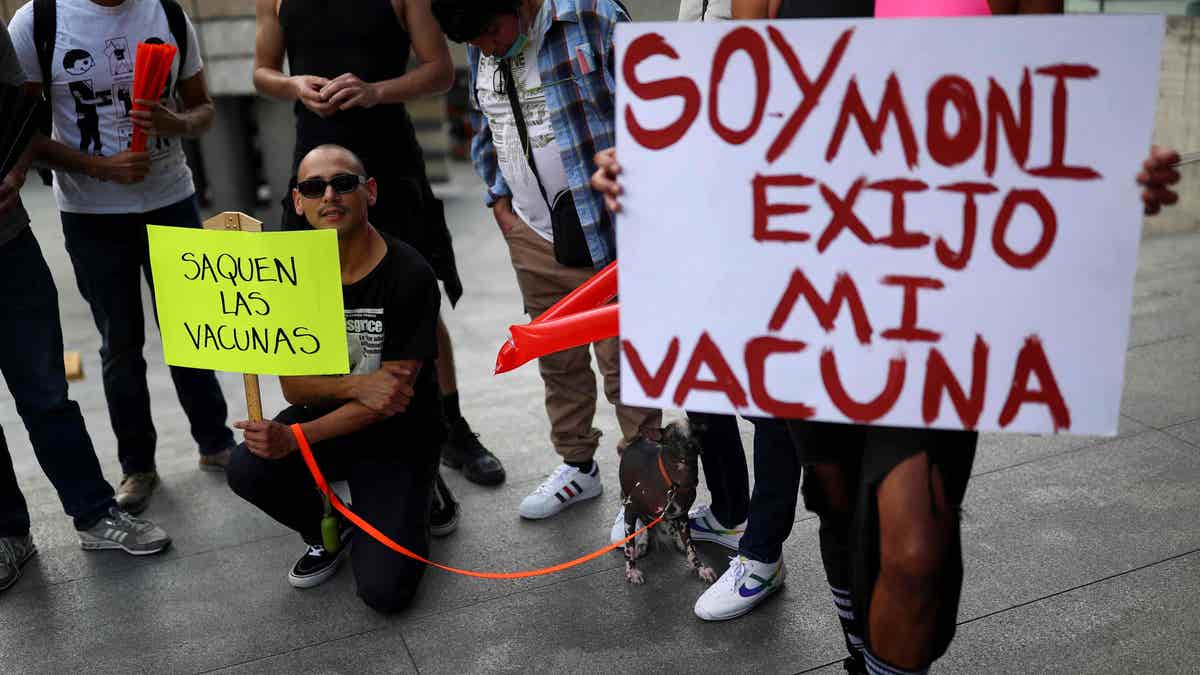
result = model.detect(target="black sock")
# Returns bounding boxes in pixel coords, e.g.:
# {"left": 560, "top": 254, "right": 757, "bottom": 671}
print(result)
{"left": 441, "top": 391, "right": 464, "bottom": 425}
{"left": 565, "top": 459, "right": 594, "bottom": 474}
{"left": 831, "top": 585, "right": 866, "bottom": 661}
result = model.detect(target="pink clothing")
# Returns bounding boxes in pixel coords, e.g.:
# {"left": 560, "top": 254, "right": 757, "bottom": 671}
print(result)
{"left": 876, "top": 0, "right": 992, "bottom": 17}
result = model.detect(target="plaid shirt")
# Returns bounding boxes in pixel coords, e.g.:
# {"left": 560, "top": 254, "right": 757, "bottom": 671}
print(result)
{"left": 467, "top": 0, "right": 627, "bottom": 268}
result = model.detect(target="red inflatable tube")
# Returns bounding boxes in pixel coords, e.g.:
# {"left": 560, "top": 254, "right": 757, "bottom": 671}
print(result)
{"left": 534, "top": 261, "right": 617, "bottom": 325}
{"left": 131, "top": 42, "right": 177, "bottom": 153}
{"left": 495, "top": 304, "right": 619, "bottom": 374}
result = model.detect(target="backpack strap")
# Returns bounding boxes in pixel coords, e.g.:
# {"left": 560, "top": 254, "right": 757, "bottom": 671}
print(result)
{"left": 159, "top": 0, "right": 189, "bottom": 91}
{"left": 32, "top": 0, "right": 56, "bottom": 185}
{"left": 33, "top": 0, "right": 55, "bottom": 92}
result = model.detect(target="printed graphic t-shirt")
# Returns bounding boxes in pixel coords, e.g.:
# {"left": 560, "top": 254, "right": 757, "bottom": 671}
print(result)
{"left": 9, "top": 0, "right": 203, "bottom": 214}
{"left": 0, "top": 18, "right": 31, "bottom": 247}
{"left": 336, "top": 233, "right": 446, "bottom": 448}
{"left": 475, "top": 1, "right": 570, "bottom": 243}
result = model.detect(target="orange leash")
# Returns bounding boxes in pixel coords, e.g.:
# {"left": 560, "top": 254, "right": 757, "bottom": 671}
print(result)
{"left": 291, "top": 424, "right": 661, "bottom": 580}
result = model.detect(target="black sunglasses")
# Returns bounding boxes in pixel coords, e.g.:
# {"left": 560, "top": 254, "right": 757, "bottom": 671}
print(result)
{"left": 296, "top": 174, "right": 367, "bottom": 199}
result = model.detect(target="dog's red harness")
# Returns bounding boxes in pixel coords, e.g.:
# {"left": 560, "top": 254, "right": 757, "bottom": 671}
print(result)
{"left": 657, "top": 453, "right": 676, "bottom": 490}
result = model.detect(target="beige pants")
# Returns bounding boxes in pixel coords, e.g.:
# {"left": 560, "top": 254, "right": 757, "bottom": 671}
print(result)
{"left": 503, "top": 220, "right": 661, "bottom": 463}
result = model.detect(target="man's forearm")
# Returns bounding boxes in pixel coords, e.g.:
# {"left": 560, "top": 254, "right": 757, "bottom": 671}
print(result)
{"left": 178, "top": 102, "right": 215, "bottom": 138}
{"left": 254, "top": 67, "right": 299, "bottom": 101}
{"left": 370, "top": 62, "right": 453, "bottom": 105}
{"left": 33, "top": 136, "right": 100, "bottom": 177}
{"left": 280, "top": 374, "right": 361, "bottom": 407}
{"left": 298, "top": 401, "right": 387, "bottom": 445}
{"left": 11, "top": 139, "right": 36, "bottom": 176}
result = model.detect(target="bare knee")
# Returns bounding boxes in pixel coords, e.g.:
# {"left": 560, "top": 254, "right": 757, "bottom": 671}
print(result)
{"left": 880, "top": 523, "right": 948, "bottom": 591}
{"left": 877, "top": 455, "right": 953, "bottom": 590}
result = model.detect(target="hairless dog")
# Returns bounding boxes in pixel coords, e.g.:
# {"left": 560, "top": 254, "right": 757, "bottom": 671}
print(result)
{"left": 619, "top": 420, "right": 717, "bottom": 585}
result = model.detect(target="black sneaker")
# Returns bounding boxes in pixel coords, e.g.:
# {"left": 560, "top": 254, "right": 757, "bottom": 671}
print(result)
{"left": 430, "top": 471, "right": 460, "bottom": 538}
{"left": 287, "top": 524, "right": 353, "bottom": 589}
{"left": 441, "top": 418, "right": 506, "bottom": 486}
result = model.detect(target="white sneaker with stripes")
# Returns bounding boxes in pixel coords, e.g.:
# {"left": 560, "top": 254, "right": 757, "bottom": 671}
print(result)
{"left": 518, "top": 462, "right": 603, "bottom": 520}
{"left": 78, "top": 506, "right": 171, "bottom": 555}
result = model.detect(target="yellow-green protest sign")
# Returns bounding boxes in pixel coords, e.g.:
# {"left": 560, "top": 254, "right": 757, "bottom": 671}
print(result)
{"left": 147, "top": 225, "right": 349, "bottom": 376}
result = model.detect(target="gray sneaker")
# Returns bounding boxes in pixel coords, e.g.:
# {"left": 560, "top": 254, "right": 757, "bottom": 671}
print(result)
{"left": 0, "top": 533, "right": 36, "bottom": 593}
{"left": 79, "top": 506, "right": 172, "bottom": 555}
{"left": 116, "top": 471, "right": 159, "bottom": 514}
{"left": 199, "top": 446, "right": 233, "bottom": 472}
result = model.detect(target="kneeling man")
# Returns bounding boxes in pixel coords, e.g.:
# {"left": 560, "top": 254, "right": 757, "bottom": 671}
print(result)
{"left": 228, "top": 144, "right": 450, "bottom": 612}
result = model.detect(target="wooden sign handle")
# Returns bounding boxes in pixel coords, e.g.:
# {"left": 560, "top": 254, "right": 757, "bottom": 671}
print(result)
{"left": 244, "top": 373, "right": 263, "bottom": 422}
{"left": 202, "top": 211, "right": 264, "bottom": 232}
{"left": 201, "top": 211, "right": 266, "bottom": 423}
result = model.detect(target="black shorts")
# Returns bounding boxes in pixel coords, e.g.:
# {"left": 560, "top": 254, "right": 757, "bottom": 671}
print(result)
{"left": 789, "top": 421, "right": 976, "bottom": 662}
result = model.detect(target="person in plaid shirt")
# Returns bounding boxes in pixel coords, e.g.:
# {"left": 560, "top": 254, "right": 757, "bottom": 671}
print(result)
{"left": 433, "top": 0, "right": 661, "bottom": 526}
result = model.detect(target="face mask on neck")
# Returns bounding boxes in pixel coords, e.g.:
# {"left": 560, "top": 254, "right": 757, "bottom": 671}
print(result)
{"left": 501, "top": 31, "right": 528, "bottom": 59}
{"left": 500, "top": 5, "right": 530, "bottom": 60}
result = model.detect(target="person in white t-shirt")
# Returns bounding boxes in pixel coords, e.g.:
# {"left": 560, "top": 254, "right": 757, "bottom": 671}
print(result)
{"left": 434, "top": 0, "right": 663, "bottom": 527}
{"left": 0, "top": 17, "right": 172, "bottom": 597}
{"left": 9, "top": 0, "right": 234, "bottom": 515}
{"left": 677, "top": 0, "right": 731, "bottom": 20}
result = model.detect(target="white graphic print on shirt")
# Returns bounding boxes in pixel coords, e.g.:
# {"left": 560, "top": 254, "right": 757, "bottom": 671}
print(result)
{"left": 345, "top": 308, "right": 384, "bottom": 375}
{"left": 475, "top": 1, "right": 570, "bottom": 243}
{"left": 9, "top": 0, "right": 204, "bottom": 214}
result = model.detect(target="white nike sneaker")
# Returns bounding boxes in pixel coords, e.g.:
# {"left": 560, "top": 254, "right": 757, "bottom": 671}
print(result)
{"left": 687, "top": 504, "right": 746, "bottom": 552}
{"left": 694, "top": 555, "right": 787, "bottom": 621}
{"left": 518, "top": 462, "right": 603, "bottom": 520}
{"left": 609, "top": 506, "right": 649, "bottom": 558}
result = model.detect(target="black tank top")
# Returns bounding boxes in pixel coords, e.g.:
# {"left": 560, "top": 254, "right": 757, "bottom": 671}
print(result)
{"left": 776, "top": 0, "right": 873, "bottom": 18}
{"left": 280, "top": 0, "right": 420, "bottom": 167}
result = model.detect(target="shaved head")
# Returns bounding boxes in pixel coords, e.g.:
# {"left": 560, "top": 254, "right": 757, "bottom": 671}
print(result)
{"left": 292, "top": 144, "right": 376, "bottom": 234}
{"left": 298, "top": 144, "right": 367, "bottom": 180}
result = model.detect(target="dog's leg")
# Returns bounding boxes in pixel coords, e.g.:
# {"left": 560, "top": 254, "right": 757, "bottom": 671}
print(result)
{"left": 666, "top": 518, "right": 687, "bottom": 553}
{"left": 623, "top": 505, "right": 644, "bottom": 585}
{"left": 678, "top": 519, "right": 717, "bottom": 583}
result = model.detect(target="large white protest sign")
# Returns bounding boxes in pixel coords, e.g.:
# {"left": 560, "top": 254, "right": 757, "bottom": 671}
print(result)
{"left": 615, "top": 16, "right": 1164, "bottom": 436}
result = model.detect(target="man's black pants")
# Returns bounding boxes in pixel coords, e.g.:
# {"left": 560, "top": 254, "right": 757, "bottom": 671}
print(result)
{"left": 226, "top": 406, "right": 439, "bottom": 613}
{"left": 60, "top": 195, "right": 233, "bottom": 475}
{"left": 0, "top": 229, "right": 116, "bottom": 535}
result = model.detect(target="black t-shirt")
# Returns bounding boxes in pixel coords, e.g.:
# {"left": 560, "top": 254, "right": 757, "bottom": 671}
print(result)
{"left": 776, "top": 0, "right": 873, "bottom": 18}
{"left": 330, "top": 232, "right": 445, "bottom": 448}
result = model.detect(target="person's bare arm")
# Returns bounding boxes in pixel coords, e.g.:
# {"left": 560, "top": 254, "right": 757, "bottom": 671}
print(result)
{"left": 236, "top": 401, "right": 389, "bottom": 458}
{"left": 281, "top": 360, "right": 421, "bottom": 415}
{"left": 732, "top": 0, "right": 775, "bottom": 19}
{"left": 131, "top": 69, "right": 215, "bottom": 138}
{"left": 21, "top": 83, "right": 150, "bottom": 182}
{"left": 252, "top": 0, "right": 336, "bottom": 116}
{"left": 318, "top": 0, "right": 454, "bottom": 110}
{"left": 0, "top": 141, "right": 36, "bottom": 215}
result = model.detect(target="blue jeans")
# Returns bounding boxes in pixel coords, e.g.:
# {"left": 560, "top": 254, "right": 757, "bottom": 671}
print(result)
{"left": 687, "top": 412, "right": 802, "bottom": 564}
{"left": 60, "top": 195, "right": 233, "bottom": 475}
{"left": 741, "top": 417, "right": 802, "bottom": 564}
{"left": 0, "top": 228, "right": 116, "bottom": 535}
{"left": 687, "top": 412, "right": 750, "bottom": 527}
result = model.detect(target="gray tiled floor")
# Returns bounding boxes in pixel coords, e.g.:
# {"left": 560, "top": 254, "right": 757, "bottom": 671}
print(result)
{"left": 1, "top": 169, "right": 1198, "bottom": 673}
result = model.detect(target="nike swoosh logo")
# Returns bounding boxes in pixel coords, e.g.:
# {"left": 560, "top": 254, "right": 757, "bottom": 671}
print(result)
{"left": 737, "top": 571, "right": 780, "bottom": 598}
